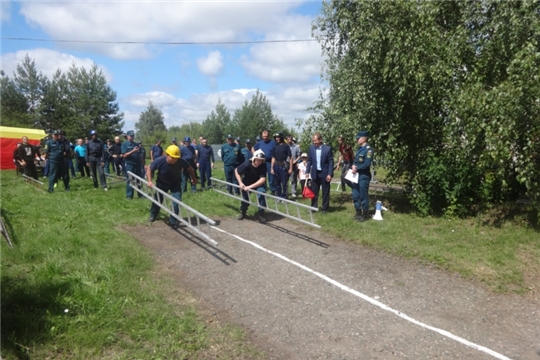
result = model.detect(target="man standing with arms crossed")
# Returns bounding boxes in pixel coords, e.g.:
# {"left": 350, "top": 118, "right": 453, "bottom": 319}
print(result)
{"left": 253, "top": 130, "right": 277, "bottom": 194}
{"left": 86, "top": 130, "right": 108, "bottom": 191}
{"left": 196, "top": 137, "right": 214, "bottom": 189}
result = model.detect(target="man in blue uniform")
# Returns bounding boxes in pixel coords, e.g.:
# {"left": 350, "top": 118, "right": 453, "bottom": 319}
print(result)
{"left": 235, "top": 149, "right": 267, "bottom": 223}
{"left": 241, "top": 139, "right": 253, "bottom": 164}
{"left": 180, "top": 136, "right": 197, "bottom": 193}
{"left": 121, "top": 130, "right": 144, "bottom": 199}
{"left": 253, "top": 130, "right": 277, "bottom": 194}
{"left": 45, "top": 130, "right": 69, "bottom": 193}
{"left": 351, "top": 131, "right": 373, "bottom": 221}
{"left": 196, "top": 137, "right": 214, "bottom": 189}
{"left": 221, "top": 134, "right": 242, "bottom": 194}
{"left": 147, "top": 145, "right": 197, "bottom": 226}
{"left": 57, "top": 130, "right": 71, "bottom": 189}
{"left": 271, "top": 132, "right": 293, "bottom": 200}
{"left": 86, "top": 130, "right": 108, "bottom": 191}
{"left": 150, "top": 139, "right": 164, "bottom": 161}
{"left": 103, "top": 139, "right": 112, "bottom": 175}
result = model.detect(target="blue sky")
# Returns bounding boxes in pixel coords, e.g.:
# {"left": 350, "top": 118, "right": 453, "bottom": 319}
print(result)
{"left": 1, "top": 0, "right": 326, "bottom": 132}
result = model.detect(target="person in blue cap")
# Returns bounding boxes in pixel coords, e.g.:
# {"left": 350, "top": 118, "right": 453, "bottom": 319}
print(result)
{"left": 351, "top": 130, "right": 373, "bottom": 221}
{"left": 241, "top": 139, "right": 253, "bottom": 164}
{"left": 121, "top": 130, "right": 144, "bottom": 199}
{"left": 195, "top": 137, "right": 214, "bottom": 189}
{"left": 221, "top": 134, "right": 242, "bottom": 194}
{"left": 86, "top": 130, "right": 108, "bottom": 191}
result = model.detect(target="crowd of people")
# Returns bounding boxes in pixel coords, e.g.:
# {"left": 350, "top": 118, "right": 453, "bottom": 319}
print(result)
{"left": 13, "top": 128, "right": 374, "bottom": 223}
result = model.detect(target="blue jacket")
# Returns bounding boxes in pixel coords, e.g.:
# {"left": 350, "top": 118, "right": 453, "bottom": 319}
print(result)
{"left": 306, "top": 144, "right": 334, "bottom": 180}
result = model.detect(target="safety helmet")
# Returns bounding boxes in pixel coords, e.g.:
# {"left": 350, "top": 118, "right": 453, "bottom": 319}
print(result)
{"left": 273, "top": 132, "right": 284, "bottom": 141}
{"left": 165, "top": 145, "right": 181, "bottom": 158}
{"left": 250, "top": 149, "right": 265, "bottom": 162}
{"left": 184, "top": 136, "right": 191, "bottom": 143}
{"left": 90, "top": 130, "right": 97, "bottom": 136}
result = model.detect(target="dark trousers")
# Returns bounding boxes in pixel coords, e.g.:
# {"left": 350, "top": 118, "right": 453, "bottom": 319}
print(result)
{"left": 240, "top": 185, "right": 266, "bottom": 213}
{"left": 272, "top": 164, "right": 289, "bottom": 199}
{"left": 125, "top": 162, "right": 143, "bottom": 198}
{"left": 88, "top": 160, "right": 107, "bottom": 189}
{"left": 224, "top": 165, "right": 239, "bottom": 194}
{"left": 150, "top": 181, "right": 182, "bottom": 224}
{"left": 352, "top": 174, "right": 371, "bottom": 213}
{"left": 77, "top": 157, "right": 90, "bottom": 177}
{"left": 113, "top": 157, "right": 125, "bottom": 176}
{"left": 340, "top": 161, "right": 353, "bottom": 190}
{"left": 265, "top": 161, "right": 275, "bottom": 192}
{"left": 48, "top": 160, "right": 69, "bottom": 192}
{"left": 67, "top": 158, "right": 76, "bottom": 177}
{"left": 23, "top": 160, "right": 38, "bottom": 180}
{"left": 311, "top": 171, "right": 330, "bottom": 211}
{"left": 181, "top": 163, "right": 197, "bottom": 193}
{"left": 198, "top": 161, "right": 212, "bottom": 188}
{"left": 104, "top": 158, "right": 111, "bottom": 175}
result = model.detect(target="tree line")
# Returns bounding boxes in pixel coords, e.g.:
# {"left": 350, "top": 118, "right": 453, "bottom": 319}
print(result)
{"left": 1, "top": 54, "right": 124, "bottom": 142}
{"left": 308, "top": 0, "right": 540, "bottom": 216}
{"left": 135, "top": 90, "right": 298, "bottom": 146}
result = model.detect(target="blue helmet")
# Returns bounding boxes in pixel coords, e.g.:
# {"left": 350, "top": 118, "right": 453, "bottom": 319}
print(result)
{"left": 90, "top": 130, "right": 97, "bottom": 136}
{"left": 184, "top": 136, "right": 191, "bottom": 143}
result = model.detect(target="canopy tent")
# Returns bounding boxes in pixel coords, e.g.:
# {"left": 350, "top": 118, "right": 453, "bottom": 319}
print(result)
{"left": 0, "top": 126, "right": 47, "bottom": 170}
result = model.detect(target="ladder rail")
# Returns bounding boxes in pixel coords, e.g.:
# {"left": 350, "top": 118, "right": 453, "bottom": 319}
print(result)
{"left": 127, "top": 172, "right": 218, "bottom": 247}
{"left": 210, "top": 177, "right": 321, "bottom": 229}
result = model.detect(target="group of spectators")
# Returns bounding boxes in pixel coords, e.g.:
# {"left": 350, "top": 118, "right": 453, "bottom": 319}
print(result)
{"left": 13, "top": 127, "right": 374, "bottom": 223}
{"left": 216, "top": 129, "right": 374, "bottom": 222}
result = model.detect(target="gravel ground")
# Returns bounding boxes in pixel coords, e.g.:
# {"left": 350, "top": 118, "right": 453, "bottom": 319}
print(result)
{"left": 128, "top": 214, "right": 540, "bottom": 360}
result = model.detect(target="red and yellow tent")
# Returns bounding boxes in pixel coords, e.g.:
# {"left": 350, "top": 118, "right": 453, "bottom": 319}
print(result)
{"left": 0, "top": 126, "right": 47, "bottom": 170}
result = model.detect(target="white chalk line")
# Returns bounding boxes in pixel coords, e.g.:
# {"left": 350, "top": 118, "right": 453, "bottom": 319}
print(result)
{"left": 211, "top": 225, "right": 512, "bottom": 360}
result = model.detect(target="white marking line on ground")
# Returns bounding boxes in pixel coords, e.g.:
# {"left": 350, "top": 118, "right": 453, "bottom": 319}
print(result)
{"left": 211, "top": 226, "right": 512, "bottom": 360}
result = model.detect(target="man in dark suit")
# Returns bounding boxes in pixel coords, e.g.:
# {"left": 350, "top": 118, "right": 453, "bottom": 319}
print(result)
{"left": 306, "top": 132, "right": 334, "bottom": 213}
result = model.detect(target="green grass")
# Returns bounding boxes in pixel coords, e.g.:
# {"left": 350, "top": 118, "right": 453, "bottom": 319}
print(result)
{"left": 1, "top": 170, "right": 262, "bottom": 359}
{"left": 193, "top": 169, "right": 540, "bottom": 294}
{"left": 2, "top": 166, "right": 538, "bottom": 358}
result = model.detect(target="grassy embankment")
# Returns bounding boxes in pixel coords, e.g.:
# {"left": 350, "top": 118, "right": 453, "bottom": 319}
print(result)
{"left": 2, "top": 164, "right": 538, "bottom": 358}
{"left": 0, "top": 170, "right": 262, "bottom": 359}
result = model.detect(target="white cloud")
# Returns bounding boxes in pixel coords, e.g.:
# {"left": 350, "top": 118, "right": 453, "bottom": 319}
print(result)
{"left": 240, "top": 14, "right": 323, "bottom": 84}
{"left": 120, "top": 84, "right": 322, "bottom": 132}
{"left": 19, "top": 1, "right": 299, "bottom": 59}
{"left": 1, "top": 1, "right": 11, "bottom": 22}
{"left": 197, "top": 51, "right": 223, "bottom": 77}
{"left": 1, "top": 48, "right": 112, "bottom": 81}
{"left": 125, "top": 91, "right": 177, "bottom": 108}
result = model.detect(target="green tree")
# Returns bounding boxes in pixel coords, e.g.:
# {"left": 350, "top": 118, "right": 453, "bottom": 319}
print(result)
{"left": 12, "top": 54, "right": 48, "bottom": 127}
{"left": 0, "top": 72, "right": 32, "bottom": 127}
{"left": 311, "top": 0, "right": 540, "bottom": 215}
{"left": 135, "top": 101, "right": 167, "bottom": 144}
{"left": 201, "top": 99, "right": 231, "bottom": 144}
{"left": 62, "top": 63, "right": 124, "bottom": 141}
{"left": 228, "top": 90, "right": 288, "bottom": 142}
{"left": 168, "top": 123, "right": 204, "bottom": 144}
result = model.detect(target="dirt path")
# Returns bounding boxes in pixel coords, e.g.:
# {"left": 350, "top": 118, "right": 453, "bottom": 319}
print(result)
{"left": 128, "top": 215, "right": 539, "bottom": 360}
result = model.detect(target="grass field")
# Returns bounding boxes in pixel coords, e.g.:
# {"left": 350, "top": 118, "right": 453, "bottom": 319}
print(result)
{"left": 0, "top": 170, "right": 262, "bottom": 359}
{"left": 2, "top": 166, "right": 539, "bottom": 358}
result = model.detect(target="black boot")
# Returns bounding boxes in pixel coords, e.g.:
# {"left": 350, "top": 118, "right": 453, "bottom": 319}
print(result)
{"left": 237, "top": 211, "right": 246, "bottom": 220}
{"left": 352, "top": 208, "right": 362, "bottom": 220}
{"left": 357, "top": 210, "right": 366, "bottom": 222}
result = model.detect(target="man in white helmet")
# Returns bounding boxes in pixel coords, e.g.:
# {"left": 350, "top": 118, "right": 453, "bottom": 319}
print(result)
{"left": 234, "top": 149, "right": 267, "bottom": 223}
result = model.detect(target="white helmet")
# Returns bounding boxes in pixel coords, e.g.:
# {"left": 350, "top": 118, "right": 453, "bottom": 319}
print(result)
{"left": 250, "top": 149, "right": 265, "bottom": 162}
